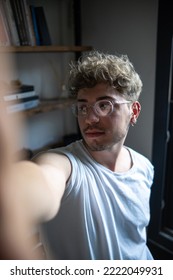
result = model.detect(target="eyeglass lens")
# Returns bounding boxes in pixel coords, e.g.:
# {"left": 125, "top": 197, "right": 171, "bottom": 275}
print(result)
{"left": 73, "top": 100, "right": 113, "bottom": 117}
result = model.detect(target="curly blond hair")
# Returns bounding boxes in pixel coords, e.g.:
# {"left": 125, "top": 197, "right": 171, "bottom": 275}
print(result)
{"left": 68, "top": 50, "right": 142, "bottom": 101}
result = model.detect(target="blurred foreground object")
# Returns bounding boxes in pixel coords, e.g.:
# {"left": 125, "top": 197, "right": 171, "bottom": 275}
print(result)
{"left": 0, "top": 51, "right": 43, "bottom": 259}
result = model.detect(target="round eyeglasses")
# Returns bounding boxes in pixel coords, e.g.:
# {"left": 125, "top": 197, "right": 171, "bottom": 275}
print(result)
{"left": 71, "top": 99, "right": 131, "bottom": 117}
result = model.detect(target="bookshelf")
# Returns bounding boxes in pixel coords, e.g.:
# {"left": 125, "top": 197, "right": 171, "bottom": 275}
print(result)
{"left": 0, "top": 0, "right": 92, "bottom": 115}
{"left": 2, "top": 44, "right": 92, "bottom": 116}
{"left": 0, "top": 45, "right": 92, "bottom": 53}
{"left": 24, "top": 98, "right": 75, "bottom": 117}
{"left": 1, "top": 0, "right": 91, "bottom": 151}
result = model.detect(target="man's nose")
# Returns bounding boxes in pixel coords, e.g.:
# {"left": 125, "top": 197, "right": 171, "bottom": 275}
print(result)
{"left": 85, "top": 108, "right": 100, "bottom": 124}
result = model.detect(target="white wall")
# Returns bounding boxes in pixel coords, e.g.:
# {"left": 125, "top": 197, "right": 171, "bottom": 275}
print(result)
{"left": 81, "top": 0, "right": 158, "bottom": 159}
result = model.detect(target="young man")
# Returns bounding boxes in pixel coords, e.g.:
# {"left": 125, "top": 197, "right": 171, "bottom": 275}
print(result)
{"left": 1, "top": 51, "right": 154, "bottom": 260}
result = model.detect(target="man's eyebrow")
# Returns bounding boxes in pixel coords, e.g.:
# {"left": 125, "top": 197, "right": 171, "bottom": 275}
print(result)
{"left": 77, "top": 96, "right": 116, "bottom": 102}
{"left": 97, "top": 96, "right": 115, "bottom": 101}
{"left": 77, "top": 98, "right": 87, "bottom": 102}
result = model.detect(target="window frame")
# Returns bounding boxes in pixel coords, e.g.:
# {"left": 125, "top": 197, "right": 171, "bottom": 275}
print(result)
{"left": 147, "top": 0, "right": 173, "bottom": 259}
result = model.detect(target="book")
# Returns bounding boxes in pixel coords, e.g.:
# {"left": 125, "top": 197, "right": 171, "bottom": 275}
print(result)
{"left": 3, "top": 84, "right": 36, "bottom": 101}
{"left": 22, "top": 0, "right": 36, "bottom": 46}
{"left": 9, "top": 0, "right": 28, "bottom": 45}
{"left": 7, "top": 95, "right": 39, "bottom": 104}
{"left": 0, "top": 2, "right": 11, "bottom": 46}
{"left": 4, "top": 89, "right": 36, "bottom": 101}
{"left": 6, "top": 95, "right": 39, "bottom": 113}
{"left": 2, "top": 0, "right": 20, "bottom": 46}
{"left": 19, "top": 0, "right": 35, "bottom": 46}
{"left": 34, "top": 6, "right": 51, "bottom": 46}
{"left": 16, "top": 0, "right": 30, "bottom": 45}
{"left": 30, "top": 5, "right": 40, "bottom": 45}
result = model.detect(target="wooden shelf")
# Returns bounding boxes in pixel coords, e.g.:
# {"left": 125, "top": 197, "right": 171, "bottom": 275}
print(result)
{"left": 23, "top": 98, "right": 75, "bottom": 116}
{"left": 0, "top": 45, "right": 92, "bottom": 53}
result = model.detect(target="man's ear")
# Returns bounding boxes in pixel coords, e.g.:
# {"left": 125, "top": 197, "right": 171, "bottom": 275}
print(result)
{"left": 130, "top": 101, "right": 141, "bottom": 126}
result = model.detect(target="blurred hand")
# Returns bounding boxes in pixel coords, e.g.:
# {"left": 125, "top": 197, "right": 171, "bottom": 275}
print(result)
{"left": 0, "top": 52, "right": 44, "bottom": 260}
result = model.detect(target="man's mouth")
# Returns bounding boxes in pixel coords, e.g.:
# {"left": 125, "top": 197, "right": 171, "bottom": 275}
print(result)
{"left": 84, "top": 129, "right": 105, "bottom": 138}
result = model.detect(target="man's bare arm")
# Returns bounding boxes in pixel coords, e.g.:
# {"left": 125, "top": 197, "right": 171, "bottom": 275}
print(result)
{"left": 1, "top": 152, "right": 71, "bottom": 259}
{"left": 32, "top": 151, "right": 72, "bottom": 221}
{"left": 0, "top": 51, "right": 72, "bottom": 259}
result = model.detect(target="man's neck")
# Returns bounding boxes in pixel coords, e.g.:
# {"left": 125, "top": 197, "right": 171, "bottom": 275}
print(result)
{"left": 83, "top": 142, "right": 133, "bottom": 173}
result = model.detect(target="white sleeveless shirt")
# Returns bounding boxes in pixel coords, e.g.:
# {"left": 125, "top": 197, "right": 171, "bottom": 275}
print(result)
{"left": 40, "top": 140, "right": 154, "bottom": 260}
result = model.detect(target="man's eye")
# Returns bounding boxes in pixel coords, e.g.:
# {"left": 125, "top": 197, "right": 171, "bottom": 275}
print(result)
{"left": 99, "top": 102, "right": 110, "bottom": 111}
{"left": 78, "top": 104, "right": 87, "bottom": 112}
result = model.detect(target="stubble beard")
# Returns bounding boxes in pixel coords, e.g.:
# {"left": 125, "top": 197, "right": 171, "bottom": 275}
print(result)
{"left": 83, "top": 139, "right": 111, "bottom": 151}
{"left": 82, "top": 126, "right": 130, "bottom": 152}
{"left": 82, "top": 133, "right": 125, "bottom": 152}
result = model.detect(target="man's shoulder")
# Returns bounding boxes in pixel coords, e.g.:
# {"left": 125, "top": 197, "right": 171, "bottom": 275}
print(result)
{"left": 126, "top": 146, "right": 154, "bottom": 172}
{"left": 127, "top": 146, "right": 151, "bottom": 161}
{"left": 45, "top": 140, "right": 85, "bottom": 166}
{"left": 127, "top": 147, "right": 154, "bottom": 186}
{"left": 50, "top": 139, "right": 83, "bottom": 154}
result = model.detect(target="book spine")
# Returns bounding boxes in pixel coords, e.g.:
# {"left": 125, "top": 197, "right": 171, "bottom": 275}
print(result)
{"left": 6, "top": 97, "right": 39, "bottom": 113}
{"left": 19, "top": 0, "right": 32, "bottom": 46}
{"left": 2, "top": 0, "right": 20, "bottom": 46}
{"left": 4, "top": 90, "right": 36, "bottom": 101}
{"left": 30, "top": 5, "right": 40, "bottom": 45}
{"left": 23, "top": 0, "right": 36, "bottom": 46}
{"left": 16, "top": 0, "right": 30, "bottom": 45}
{"left": 35, "top": 6, "right": 51, "bottom": 46}
{"left": 6, "top": 95, "right": 38, "bottom": 103}
{"left": 19, "top": 85, "right": 34, "bottom": 92}
{"left": 9, "top": 0, "right": 27, "bottom": 45}
{"left": 0, "top": 2, "right": 11, "bottom": 46}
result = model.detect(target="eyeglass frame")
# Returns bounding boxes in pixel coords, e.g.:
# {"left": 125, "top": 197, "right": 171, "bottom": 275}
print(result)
{"left": 71, "top": 98, "right": 132, "bottom": 117}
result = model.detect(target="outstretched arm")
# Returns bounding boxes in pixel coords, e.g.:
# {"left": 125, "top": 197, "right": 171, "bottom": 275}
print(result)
{"left": 1, "top": 154, "right": 71, "bottom": 259}
{"left": 0, "top": 52, "right": 71, "bottom": 259}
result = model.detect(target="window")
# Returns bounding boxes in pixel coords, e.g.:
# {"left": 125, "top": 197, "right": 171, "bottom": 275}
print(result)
{"left": 147, "top": 0, "right": 173, "bottom": 259}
